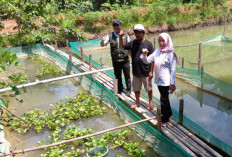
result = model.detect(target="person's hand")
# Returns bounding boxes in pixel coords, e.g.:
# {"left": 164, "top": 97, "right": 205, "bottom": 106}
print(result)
{"left": 119, "top": 31, "right": 125, "bottom": 37}
{"left": 169, "top": 84, "right": 176, "bottom": 93}
{"left": 101, "top": 37, "right": 106, "bottom": 47}
{"left": 142, "top": 48, "right": 149, "bottom": 56}
{"left": 102, "top": 36, "right": 106, "bottom": 43}
{"left": 149, "top": 71, "right": 153, "bottom": 79}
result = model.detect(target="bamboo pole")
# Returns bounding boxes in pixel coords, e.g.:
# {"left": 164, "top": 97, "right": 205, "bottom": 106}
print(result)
{"left": 55, "top": 41, "right": 58, "bottom": 52}
{"left": 0, "top": 67, "right": 113, "bottom": 93}
{"left": 162, "top": 128, "right": 197, "bottom": 157}
{"left": 0, "top": 116, "right": 156, "bottom": 157}
{"left": 167, "top": 123, "right": 187, "bottom": 139}
{"left": 167, "top": 123, "right": 208, "bottom": 156}
{"left": 223, "top": 9, "right": 229, "bottom": 35}
{"left": 182, "top": 58, "right": 184, "bottom": 68}
{"left": 113, "top": 78, "right": 118, "bottom": 97}
{"left": 179, "top": 99, "right": 184, "bottom": 125}
{"left": 169, "top": 119, "right": 222, "bottom": 157}
{"left": 89, "top": 55, "right": 92, "bottom": 72}
{"left": 80, "top": 47, "right": 85, "bottom": 62}
{"left": 41, "top": 37, "right": 45, "bottom": 46}
{"left": 100, "top": 58, "right": 106, "bottom": 74}
{"left": 157, "top": 107, "right": 161, "bottom": 132}
{"left": 198, "top": 43, "right": 202, "bottom": 70}
{"left": 165, "top": 127, "right": 202, "bottom": 157}
{"left": 66, "top": 39, "right": 72, "bottom": 62}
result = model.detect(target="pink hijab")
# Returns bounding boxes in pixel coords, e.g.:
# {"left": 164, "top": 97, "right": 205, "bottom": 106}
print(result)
{"left": 155, "top": 33, "right": 180, "bottom": 81}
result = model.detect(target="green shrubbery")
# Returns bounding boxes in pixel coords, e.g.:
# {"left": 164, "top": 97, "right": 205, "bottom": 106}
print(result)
{"left": 0, "top": 0, "right": 229, "bottom": 47}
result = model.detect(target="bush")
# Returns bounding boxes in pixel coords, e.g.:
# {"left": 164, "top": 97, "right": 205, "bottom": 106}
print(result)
{"left": 168, "top": 16, "right": 177, "bottom": 25}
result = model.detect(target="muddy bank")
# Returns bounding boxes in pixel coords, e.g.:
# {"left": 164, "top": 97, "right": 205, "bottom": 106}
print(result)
{"left": 85, "top": 18, "right": 228, "bottom": 40}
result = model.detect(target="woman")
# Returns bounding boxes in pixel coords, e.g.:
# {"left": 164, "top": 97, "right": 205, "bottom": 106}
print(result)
{"left": 141, "top": 33, "right": 180, "bottom": 125}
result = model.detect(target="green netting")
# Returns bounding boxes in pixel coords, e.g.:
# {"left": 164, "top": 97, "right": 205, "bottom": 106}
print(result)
{"left": 70, "top": 38, "right": 232, "bottom": 156}
{"left": 0, "top": 44, "right": 191, "bottom": 157}
{"left": 174, "top": 34, "right": 232, "bottom": 100}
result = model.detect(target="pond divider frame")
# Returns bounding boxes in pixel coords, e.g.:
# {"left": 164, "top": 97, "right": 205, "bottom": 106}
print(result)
{"left": 1, "top": 42, "right": 231, "bottom": 156}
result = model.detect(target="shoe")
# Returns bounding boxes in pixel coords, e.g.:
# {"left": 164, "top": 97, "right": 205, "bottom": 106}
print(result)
{"left": 125, "top": 90, "right": 131, "bottom": 97}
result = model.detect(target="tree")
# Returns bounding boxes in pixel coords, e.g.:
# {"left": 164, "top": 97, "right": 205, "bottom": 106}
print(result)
{"left": 3, "top": 0, "right": 47, "bottom": 44}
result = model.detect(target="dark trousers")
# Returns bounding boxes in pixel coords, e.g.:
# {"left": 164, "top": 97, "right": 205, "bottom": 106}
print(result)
{"left": 158, "top": 86, "right": 172, "bottom": 123}
{"left": 112, "top": 61, "right": 131, "bottom": 92}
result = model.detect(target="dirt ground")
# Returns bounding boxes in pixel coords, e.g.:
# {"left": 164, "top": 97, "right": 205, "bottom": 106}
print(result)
{"left": 0, "top": 19, "right": 17, "bottom": 35}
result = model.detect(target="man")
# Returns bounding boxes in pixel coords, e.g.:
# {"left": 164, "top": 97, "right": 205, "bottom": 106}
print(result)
{"left": 119, "top": 24, "right": 154, "bottom": 110}
{"left": 101, "top": 19, "right": 131, "bottom": 96}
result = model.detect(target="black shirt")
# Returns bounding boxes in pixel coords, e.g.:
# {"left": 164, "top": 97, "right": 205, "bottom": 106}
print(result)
{"left": 124, "top": 39, "right": 154, "bottom": 77}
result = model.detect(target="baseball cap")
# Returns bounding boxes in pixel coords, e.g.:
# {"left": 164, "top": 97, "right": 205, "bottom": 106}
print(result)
{"left": 134, "top": 24, "right": 145, "bottom": 31}
{"left": 112, "top": 19, "right": 121, "bottom": 25}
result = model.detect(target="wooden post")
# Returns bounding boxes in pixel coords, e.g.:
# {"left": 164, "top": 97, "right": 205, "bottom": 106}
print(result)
{"left": 41, "top": 37, "right": 45, "bottom": 46}
{"left": 89, "top": 55, "right": 92, "bottom": 72}
{"left": 153, "top": 38, "right": 156, "bottom": 50}
{"left": 179, "top": 99, "right": 184, "bottom": 125}
{"left": 113, "top": 78, "right": 118, "bottom": 97}
{"left": 201, "top": 65, "right": 204, "bottom": 89}
{"left": 100, "top": 58, "right": 105, "bottom": 74}
{"left": 157, "top": 107, "right": 162, "bottom": 132}
{"left": 223, "top": 9, "right": 229, "bottom": 35}
{"left": 80, "top": 47, "right": 85, "bottom": 62}
{"left": 198, "top": 43, "right": 202, "bottom": 71}
{"left": 66, "top": 39, "right": 72, "bottom": 62}
{"left": 54, "top": 41, "right": 58, "bottom": 52}
{"left": 182, "top": 58, "right": 184, "bottom": 68}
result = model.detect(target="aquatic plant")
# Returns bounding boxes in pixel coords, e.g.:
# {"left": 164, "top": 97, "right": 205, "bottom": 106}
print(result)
{"left": 38, "top": 127, "right": 145, "bottom": 157}
{"left": 8, "top": 91, "right": 146, "bottom": 156}
{"left": 8, "top": 92, "right": 105, "bottom": 133}
{"left": 28, "top": 55, "right": 62, "bottom": 78}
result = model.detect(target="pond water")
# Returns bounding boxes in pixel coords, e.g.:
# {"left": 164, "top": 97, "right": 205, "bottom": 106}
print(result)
{"left": 71, "top": 24, "right": 232, "bottom": 147}
{"left": 1, "top": 56, "right": 158, "bottom": 156}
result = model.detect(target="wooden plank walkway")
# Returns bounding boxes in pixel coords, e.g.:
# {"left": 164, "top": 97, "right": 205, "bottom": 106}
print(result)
{"left": 45, "top": 44, "right": 223, "bottom": 157}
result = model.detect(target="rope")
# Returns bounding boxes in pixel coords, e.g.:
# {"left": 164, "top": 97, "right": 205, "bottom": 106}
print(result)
{"left": 0, "top": 116, "right": 156, "bottom": 157}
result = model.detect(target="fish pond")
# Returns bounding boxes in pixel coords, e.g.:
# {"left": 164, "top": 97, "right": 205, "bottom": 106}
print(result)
{"left": 1, "top": 55, "right": 158, "bottom": 157}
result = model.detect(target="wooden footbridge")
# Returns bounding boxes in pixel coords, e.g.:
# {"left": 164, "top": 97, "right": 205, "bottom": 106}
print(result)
{"left": 44, "top": 44, "right": 224, "bottom": 157}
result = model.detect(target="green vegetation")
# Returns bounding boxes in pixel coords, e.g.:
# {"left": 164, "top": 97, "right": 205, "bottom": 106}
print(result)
{"left": 28, "top": 55, "right": 63, "bottom": 78}
{"left": 0, "top": 0, "right": 230, "bottom": 47}
{"left": 0, "top": 49, "right": 27, "bottom": 117}
{"left": 8, "top": 92, "right": 146, "bottom": 156}
{"left": 8, "top": 92, "right": 105, "bottom": 133}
